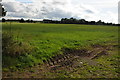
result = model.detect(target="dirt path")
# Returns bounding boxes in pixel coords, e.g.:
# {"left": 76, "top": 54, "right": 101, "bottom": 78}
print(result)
{"left": 3, "top": 45, "right": 119, "bottom": 78}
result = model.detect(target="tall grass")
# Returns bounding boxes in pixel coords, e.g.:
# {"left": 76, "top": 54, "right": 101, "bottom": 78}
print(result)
{"left": 2, "top": 23, "right": 118, "bottom": 70}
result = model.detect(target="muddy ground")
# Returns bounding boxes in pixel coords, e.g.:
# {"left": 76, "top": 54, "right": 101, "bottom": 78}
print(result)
{"left": 2, "top": 44, "right": 119, "bottom": 78}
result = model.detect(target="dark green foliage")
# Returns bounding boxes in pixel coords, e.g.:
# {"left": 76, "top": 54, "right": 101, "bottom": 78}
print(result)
{"left": 0, "top": 3, "right": 7, "bottom": 17}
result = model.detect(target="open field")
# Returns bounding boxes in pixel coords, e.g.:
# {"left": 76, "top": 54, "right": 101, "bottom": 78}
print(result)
{"left": 2, "top": 23, "right": 119, "bottom": 78}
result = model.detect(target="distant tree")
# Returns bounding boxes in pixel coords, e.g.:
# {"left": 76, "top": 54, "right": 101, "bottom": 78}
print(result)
{"left": 19, "top": 18, "right": 25, "bottom": 23}
{"left": 60, "top": 18, "right": 115, "bottom": 25}
{"left": 79, "top": 19, "right": 86, "bottom": 24}
{"left": 43, "top": 19, "right": 52, "bottom": 23}
{"left": 61, "top": 18, "right": 68, "bottom": 23}
{"left": 98, "top": 20, "right": 102, "bottom": 23}
{"left": 30, "top": 20, "right": 33, "bottom": 23}
{"left": 2, "top": 18, "right": 6, "bottom": 22}
{"left": 61, "top": 18, "right": 65, "bottom": 23}
{"left": 97, "top": 20, "right": 103, "bottom": 25}
{"left": 26, "top": 19, "right": 30, "bottom": 23}
{"left": 61, "top": 18, "right": 87, "bottom": 24}
{"left": 26, "top": 19, "right": 33, "bottom": 23}
{"left": 90, "top": 21, "right": 96, "bottom": 25}
{"left": 70, "top": 17, "right": 76, "bottom": 24}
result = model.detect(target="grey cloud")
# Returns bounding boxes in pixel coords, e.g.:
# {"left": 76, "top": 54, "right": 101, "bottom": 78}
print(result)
{"left": 85, "top": 10, "right": 94, "bottom": 13}
{"left": 2, "top": 2, "right": 17, "bottom": 12}
{"left": 46, "top": 9, "right": 72, "bottom": 19}
{"left": 2, "top": 1, "right": 96, "bottom": 20}
{"left": 52, "top": 0, "right": 65, "bottom": 5}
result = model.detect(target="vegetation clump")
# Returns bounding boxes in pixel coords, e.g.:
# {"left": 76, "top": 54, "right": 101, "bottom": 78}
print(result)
{"left": 2, "top": 32, "right": 34, "bottom": 57}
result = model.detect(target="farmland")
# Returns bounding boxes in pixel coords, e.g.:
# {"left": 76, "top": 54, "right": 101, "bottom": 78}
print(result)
{"left": 2, "top": 23, "right": 119, "bottom": 78}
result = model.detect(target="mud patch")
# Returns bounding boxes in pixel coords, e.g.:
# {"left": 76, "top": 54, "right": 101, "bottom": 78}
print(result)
{"left": 46, "top": 45, "right": 112, "bottom": 68}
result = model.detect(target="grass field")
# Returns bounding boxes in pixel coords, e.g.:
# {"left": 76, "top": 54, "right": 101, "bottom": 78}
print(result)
{"left": 2, "top": 23, "right": 119, "bottom": 78}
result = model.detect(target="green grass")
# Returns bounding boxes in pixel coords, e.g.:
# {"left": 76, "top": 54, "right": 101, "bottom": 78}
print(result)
{"left": 2, "top": 23, "right": 118, "bottom": 70}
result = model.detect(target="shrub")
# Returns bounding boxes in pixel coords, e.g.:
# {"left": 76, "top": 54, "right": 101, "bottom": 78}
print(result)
{"left": 2, "top": 32, "right": 34, "bottom": 57}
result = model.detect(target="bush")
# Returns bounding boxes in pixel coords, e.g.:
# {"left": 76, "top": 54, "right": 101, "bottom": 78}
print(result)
{"left": 2, "top": 32, "right": 34, "bottom": 57}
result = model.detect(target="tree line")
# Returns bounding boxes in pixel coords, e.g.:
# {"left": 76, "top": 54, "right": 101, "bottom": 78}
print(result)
{"left": 1, "top": 18, "right": 119, "bottom": 26}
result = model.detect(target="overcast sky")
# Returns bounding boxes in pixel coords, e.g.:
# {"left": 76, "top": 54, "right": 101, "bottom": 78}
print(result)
{"left": 1, "top": 0, "right": 119, "bottom": 23}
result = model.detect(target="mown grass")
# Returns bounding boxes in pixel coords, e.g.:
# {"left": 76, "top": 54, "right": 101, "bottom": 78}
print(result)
{"left": 2, "top": 22, "right": 118, "bottom": 71}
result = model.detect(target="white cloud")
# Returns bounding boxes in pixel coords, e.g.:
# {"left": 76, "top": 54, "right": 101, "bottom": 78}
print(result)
{"left": 1, "top": 0, "right": 118, "bottom": 23}
{"left": 2, "top": 0, "right": 16, "bottom": 2}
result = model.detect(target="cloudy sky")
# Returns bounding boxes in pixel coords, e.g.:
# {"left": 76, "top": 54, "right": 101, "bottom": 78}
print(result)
{"left": 1, "top": 0, "right": 119, "bottom": 23}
